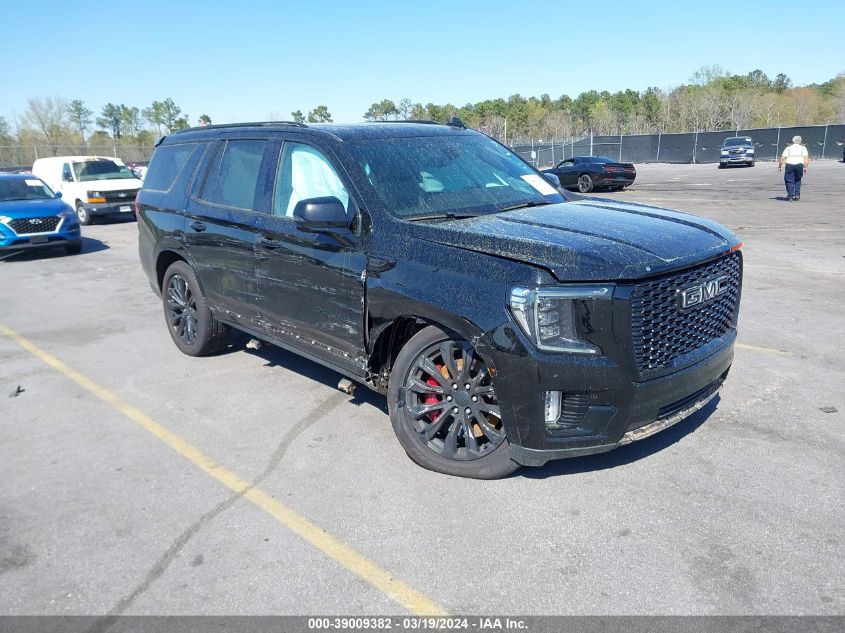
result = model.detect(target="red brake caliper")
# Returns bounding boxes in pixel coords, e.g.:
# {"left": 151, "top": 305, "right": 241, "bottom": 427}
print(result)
{"left": 424, "top": 364, "right": 444, "bottom": 422}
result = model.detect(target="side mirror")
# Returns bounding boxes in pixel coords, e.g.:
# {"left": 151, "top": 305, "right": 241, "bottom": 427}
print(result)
{"left": 292, "top": 196, "right": 350, "bottom": 233}
{"left": 62, "top": 173, "right": 73, "bottom": 183}
{"left": 542, "top": 172, "right": 561, "bottom": 188}
{"left": 54, "top": 191, "right": 63, "bottom": 199}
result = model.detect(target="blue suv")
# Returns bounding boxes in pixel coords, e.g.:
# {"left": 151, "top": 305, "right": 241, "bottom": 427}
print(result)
{"left": 0, "top": 174, "right": 81, "bottom": 256}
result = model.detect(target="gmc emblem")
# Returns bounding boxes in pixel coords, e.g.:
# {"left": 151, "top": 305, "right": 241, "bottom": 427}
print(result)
{"left": 679, "top": 276, "right": 729, "bottom": 309}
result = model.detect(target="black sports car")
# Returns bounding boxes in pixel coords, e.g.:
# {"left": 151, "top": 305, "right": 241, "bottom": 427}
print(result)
{"left": 543, "top": 156, "right": 636, "bottom": 193}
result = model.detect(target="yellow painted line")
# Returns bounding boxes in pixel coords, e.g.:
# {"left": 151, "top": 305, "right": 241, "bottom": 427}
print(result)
{"left": 736, "top": 342, "right": 792, "bottom": 356}
{"left": 0, "top": 322, "right": 446, "bottom": 616}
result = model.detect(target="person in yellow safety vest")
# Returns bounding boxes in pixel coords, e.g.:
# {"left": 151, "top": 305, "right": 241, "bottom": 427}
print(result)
{"left": 777, "top": 135, "right": 810, "bottom": 201}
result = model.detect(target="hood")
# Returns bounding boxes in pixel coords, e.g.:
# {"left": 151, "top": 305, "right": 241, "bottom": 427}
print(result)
{"left": 411, "top": 198, "right": 739, "bottom": 282}
{"left": 0, "top": 197, "right": 72, "bottom": 218}
{"left": 76, "top": 178, "right": 141, "bottom": 191}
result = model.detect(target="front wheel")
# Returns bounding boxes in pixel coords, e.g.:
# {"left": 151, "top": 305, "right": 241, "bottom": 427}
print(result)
{"left": 388, "top": 326, "right": 519, "bottom": 479}
{"left": 76, "top": 203, "right": 93, "bottom": 225}
{"left": 577, "top": 174, "right": 594, "bottom": 193}
{"left": 161, "top": 260, "right": 229, "bottom": 356}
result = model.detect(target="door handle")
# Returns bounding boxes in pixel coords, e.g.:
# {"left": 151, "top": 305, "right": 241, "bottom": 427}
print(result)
{"left": 189, "top": 221, "right": 206, "bottom": 232}
{"left": 257, "top": 236, "right": 281, "bottom": 250}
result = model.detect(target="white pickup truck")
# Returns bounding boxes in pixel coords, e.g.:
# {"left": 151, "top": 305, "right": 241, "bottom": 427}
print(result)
{"left": 31, "top": 156, "right": 142, "bottom": 225}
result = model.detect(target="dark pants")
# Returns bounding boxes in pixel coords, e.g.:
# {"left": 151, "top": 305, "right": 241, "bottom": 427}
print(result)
{"left": 784, "top": 163, "right": 804, "bottom": 198}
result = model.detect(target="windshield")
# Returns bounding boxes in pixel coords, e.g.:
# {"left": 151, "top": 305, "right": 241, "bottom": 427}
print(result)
{"left": 0, "top": 177, "right": 56, "bottom": 202}
{"left": 723, "top": 137, "right": 753, "bottom": 147}
{"left": 72, "top": 160, "right": 137, "bottom": 182}
{"left": 345, "top": 134, "right": 564, "bottom": 219}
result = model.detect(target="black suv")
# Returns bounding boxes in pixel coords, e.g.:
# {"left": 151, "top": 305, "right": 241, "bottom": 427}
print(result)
{"left": 138, "top": 121, "right": 742, "bottom": 479}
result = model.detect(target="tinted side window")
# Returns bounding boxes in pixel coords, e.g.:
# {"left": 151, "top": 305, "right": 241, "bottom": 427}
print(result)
{"left": 273, "top": 143, "right": 349, "bottom": 218}
{"left": 62, "top": 163, "right": 73, "bottom": 182}
{"left": 144, "top": 143, "right": 200, "bottom": 191}
{"left": 207, "top": 140, "right": 266, "bottom": 209}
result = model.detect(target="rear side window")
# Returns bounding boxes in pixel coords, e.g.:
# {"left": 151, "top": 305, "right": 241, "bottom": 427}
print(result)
{"left": 205, "top": 140, "right": 266, "bottom": 209}
{"left": 144, "top": 143, "right": 200, "bottom": 191}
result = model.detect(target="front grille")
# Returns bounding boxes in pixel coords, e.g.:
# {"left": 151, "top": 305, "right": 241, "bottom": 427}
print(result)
{"left": 103, "top": 190, "right": 138, "bottom": 203}
{"left": 631, "top": 252, "right": 741, "bottom": 373}
{"left": 7, "top": 216, "right": 61, "bottom": 235}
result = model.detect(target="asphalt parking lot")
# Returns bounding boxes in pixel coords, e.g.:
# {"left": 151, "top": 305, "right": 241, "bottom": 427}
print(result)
{"left": 1, "top": 161, "right": 843, "bottom": 616}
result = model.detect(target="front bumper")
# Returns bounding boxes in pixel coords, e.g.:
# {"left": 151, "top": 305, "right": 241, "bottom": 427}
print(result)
{"left": 720, "top": 155, "right": 754, "bottom": 165}
{"left": 0, "top": 221, "right": 81, "bottom": 252}
{"left": 486, "top": 329, "right": 735, "bottom": 468}
{"left": 80, "top": 201, "right": 136, "bottom": 217}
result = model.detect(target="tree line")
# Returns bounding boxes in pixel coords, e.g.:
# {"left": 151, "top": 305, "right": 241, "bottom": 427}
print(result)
{"left": 2, "top": 66, "right": 843, "bottom": 157}
{"left": 0, "top": 97, "right": 212, "bottom": 155}
{"left": 359, "top": 67, "right": 844, "bottom": 142}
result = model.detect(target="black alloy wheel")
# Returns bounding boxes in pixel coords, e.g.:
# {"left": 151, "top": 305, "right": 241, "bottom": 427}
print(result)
{"left": 578, "top": 174, "right": 594, "bottom": 193}
{"left": 167, "top": 274, "right": 199, "bottom": 347}
{"left": 389, "top": 326, "right": 519, "bottom": 478}
{"left": 161, "top": 260, "right": 229, "bottom": 356}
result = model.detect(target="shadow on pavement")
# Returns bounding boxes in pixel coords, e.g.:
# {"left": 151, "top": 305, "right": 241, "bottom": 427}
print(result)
{"left": 1, "top": 236, "right": 109, "bottom": 262}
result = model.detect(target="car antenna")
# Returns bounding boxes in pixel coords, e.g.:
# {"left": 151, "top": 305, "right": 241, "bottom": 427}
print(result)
{"left": 447, "top": 116, "right": 467, "bottom": 129}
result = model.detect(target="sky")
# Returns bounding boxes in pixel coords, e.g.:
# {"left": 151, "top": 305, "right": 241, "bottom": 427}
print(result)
{"left": 2, "top": 0, "right": 844, "bottom": 127}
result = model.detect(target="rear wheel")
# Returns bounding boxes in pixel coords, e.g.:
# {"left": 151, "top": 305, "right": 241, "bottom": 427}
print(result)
{"left": 577, "top": 174, "right": 594, "bottom": 193}
{"left": 161, "top": 261, "right": 229, "bottom": 356}
{"left": 388, "top": 326, "right": 519, "bottom": 479}
{"left": 76, "top": 203, "right": 93, "bottom": 225}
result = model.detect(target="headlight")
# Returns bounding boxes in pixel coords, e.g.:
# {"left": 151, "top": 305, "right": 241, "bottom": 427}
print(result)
{"left": 0, "top": 215, "right": 10, "bottom": 224}
{"left": 509, "top": 286, "right": 611, "bottom": 354}
{"left": 87, "top": 190, "right": 106, "bottom": 203}
{"left": 58, "top": 209, "right": 75, "bottom": 218}
{"left": 720, "top": 150, "right": 729, "bottom": 155}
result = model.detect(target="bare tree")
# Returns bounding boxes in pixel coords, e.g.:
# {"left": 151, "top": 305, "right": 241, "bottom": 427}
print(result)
{"left": 23, "top": 96, "right": 72, "bottom": 155}
{"left": 397, "top": 98, "right": 414, "bottom": 120}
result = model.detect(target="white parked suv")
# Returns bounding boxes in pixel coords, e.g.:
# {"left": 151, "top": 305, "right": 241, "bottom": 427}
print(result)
{"left": 31, "top": 156, "right": 142, "bottom": 225}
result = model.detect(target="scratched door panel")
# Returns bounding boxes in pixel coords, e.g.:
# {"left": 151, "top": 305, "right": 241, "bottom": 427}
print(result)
{"left": 254, "top": 139, "right": 367, "bottom": 375}
{"left": 183, "top": 139, "right": 269, "bottom": 326}
{"left": 253, "top": 213, "right": 367, "bottom": 375}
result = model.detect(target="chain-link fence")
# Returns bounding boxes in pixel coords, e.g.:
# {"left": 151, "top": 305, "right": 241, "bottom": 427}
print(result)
{"left": 4, "top": 124, "right": 844, "bottom": 171}
{"left": 0, "top": 145, "right": 155, "bottom": 170}
{"left": 511, "top": 124, "right": 845, "bottom": 168}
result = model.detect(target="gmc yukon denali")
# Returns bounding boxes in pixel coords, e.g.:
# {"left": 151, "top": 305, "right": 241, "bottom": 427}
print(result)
{"left": 137, "top": 120, "right": 743, "bottom": 479}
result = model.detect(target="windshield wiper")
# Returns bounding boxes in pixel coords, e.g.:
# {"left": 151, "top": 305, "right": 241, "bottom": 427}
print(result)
{"left": 405, "top": 212, "right": 481, "bottom": 222}
{"left": 497, "top": 200, "right": 554, "bottom": 212}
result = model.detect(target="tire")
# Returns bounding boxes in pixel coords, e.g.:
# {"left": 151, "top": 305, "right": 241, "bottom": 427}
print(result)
{"left": 577, "top": 174, "right": 594, "bottom": 193}
{"left": 388, "top": 325, "right": 520, "bottom": 479}
{"left": 718, "top": 163, "right": 725, "bottom": 169}
{"left": 64, "top": 240, "right": 82, "bottom": 255}
{"left": 161, "top": 260, "right": 229, "bottom": 356}
{"left": 749, "top": 161, "right": 755, "bottom": 167}
{"left": 75, "top": 203, "right": 94, "bottom": 225}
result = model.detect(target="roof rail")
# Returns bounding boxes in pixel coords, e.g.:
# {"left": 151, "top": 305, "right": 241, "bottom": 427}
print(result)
{"left": 173, "top": 121, "right": 308, "bottom": 134}
{"left": 373, "top": 119, "right": 442, "bottom": 125}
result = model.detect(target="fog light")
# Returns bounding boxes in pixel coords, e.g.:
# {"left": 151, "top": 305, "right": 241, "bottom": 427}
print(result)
{"left": 544, "top": 390, "right": 562, "bottom": 425}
